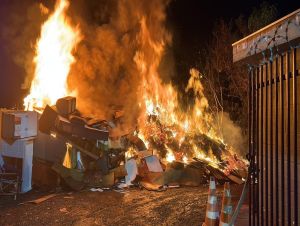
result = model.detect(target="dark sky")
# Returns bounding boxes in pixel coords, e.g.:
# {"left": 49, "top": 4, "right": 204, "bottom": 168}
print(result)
{"left": 167, "top": 0, "right": 300, "bottom": 71}
{"left": 168, "top": 0, "right": 300, "bottom": 42}
{"left": 0, "top": 0, "right": 299, "bottom": 108}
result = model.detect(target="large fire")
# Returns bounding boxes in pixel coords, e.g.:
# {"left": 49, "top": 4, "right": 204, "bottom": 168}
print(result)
{"left": 24, "top": 0, "right": 81, "bottom": 111}
{"left": 24, "top": 0, "right": 246, "bottom": 170}
{"left": 134, "top": 17, "right": 226, "bottom": 165}
{"left": 136, "top": 68, "right": 225, "bottom": 165}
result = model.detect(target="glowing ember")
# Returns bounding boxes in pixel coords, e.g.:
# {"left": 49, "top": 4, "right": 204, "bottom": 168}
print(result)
{"left": 166, "top": 151, "right": 175, "bottom": 163}
{"left": 182, "top": 155, "right": 188, "bottom": 164}
{"left": 24, "top": 0, "right": 81, "bottom": 111}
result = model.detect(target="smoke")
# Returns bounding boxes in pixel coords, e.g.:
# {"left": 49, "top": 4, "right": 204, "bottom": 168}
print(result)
{"left": 66, "top": 0, "right": 171, "bottom": 133}
{"left": 1, "top": 0, "right": 246, "bottom": 157}
{"left": 0, "top": 0, "right": 48, "bottom": 90}
{"left": 215, "top": 112, "right": 247, "bottom": 156}
{"left": 1, "top": 0, "right": 172, "bottom": 133}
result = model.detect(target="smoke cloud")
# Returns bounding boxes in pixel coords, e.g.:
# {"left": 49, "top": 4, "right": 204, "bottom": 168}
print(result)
{"left": 0, "top": 0, "right": 48, "bottom": 90}
{"left": 215, "top": 112, "right": 247, "bottom": 156}
{"left": 67, "top": 0, "right": 171, "bottom": 132}
{"left": 1, "top": 0, "right": 246, "bottom": 156}
{"left": 1, "top": 0, "right": 171, "bottom": 125}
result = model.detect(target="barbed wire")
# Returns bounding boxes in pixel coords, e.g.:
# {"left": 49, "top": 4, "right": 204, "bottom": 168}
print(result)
{"left": 247, "top": 13, "right": 300, "bottom": 65}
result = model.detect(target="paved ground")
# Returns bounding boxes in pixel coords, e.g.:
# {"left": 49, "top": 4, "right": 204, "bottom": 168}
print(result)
{"left": 0, "top": 184, "right": 248, "bottom": 226}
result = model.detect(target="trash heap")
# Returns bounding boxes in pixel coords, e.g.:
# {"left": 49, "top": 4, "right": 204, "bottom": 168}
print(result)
{"left": 37, "top": 96, "right": 248, "bottom": 191}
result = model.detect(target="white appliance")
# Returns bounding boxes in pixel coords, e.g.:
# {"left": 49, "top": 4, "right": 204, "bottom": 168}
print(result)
{"left": 0, "top": 110, "right": 37, "bottom": 193}
{"left": 0, "top": 110, "right": 38, "bottom": 140}
{"left": 0, "top": 138, "right": 34, "bottom": 193}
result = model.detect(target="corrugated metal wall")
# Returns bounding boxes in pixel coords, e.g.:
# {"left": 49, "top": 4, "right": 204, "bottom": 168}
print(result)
{"left": 249, "top": 48, "right": 300, "bottom": 226}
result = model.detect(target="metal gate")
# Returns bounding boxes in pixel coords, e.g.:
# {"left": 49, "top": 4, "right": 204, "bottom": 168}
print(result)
{"left": 249, "top": 48, "right": 300, "bottom": 226}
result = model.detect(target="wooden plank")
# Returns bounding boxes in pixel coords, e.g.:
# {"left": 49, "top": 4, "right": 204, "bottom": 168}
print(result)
{"left": 19, "top": 193, "right": 59, "bottom": 205}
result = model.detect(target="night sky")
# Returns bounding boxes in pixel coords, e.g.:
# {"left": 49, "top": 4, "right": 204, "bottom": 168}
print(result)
{"left": 168, "top": 0, "right": 300, "bottom": 74}
{"left": 0, "top": 0, "right": 299, "bottom": 108}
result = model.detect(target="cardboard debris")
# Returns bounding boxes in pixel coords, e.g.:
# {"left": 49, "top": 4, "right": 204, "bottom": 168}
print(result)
{"left": 140, "top": 181, "right": 165, "bottom": 191}
{"left": 143, "top": 172, "right": 165, "bottom": 185}
{"left": 144, "top": 155, "right": 163, "bottom": 173}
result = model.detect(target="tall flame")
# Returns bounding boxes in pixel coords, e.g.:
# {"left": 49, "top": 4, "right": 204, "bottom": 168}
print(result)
{"left": 22, "top": 0, "right": 244, "bottom": 169}
{"left": 24, "top": 0, "right": 81, "bottom": 110}
{"left": 133, "top": 16, "right": 227, "bottom": 165}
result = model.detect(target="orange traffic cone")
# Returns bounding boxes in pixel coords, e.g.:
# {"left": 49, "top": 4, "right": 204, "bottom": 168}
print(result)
{"left": 219, "top": 182, "right": 233, "bottom": 226}
{"left": 202, "top": 176, "right": 219, "bottom": 226}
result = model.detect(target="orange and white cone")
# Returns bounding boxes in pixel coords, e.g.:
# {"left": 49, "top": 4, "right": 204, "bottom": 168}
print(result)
{"left": 219, "top": 182, "right": 233, "bottom": 226}
{"left": 202, "top": 176, "right": 219, "bottom": 226}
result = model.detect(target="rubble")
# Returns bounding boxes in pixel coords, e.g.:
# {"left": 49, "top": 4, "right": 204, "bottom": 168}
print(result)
{"left": 28, "top": 96, "right": 248, "bottom": 193}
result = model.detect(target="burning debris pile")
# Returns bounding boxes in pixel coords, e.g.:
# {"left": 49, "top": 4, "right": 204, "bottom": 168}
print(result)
{"left": 14, "top": 0, "right": 248, "bottom": 192}
{"left": 36, "top": 95, "right": 247, "bottom": 192}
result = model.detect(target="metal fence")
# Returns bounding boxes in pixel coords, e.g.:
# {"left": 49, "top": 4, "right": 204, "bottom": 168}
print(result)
{"left": 249, "top": 47, "right": 300, "bottom": 226}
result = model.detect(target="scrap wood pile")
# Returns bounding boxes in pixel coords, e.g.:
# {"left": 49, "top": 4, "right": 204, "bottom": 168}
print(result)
{"left": 37, "top": 96, "right": 248, "bottom": 192}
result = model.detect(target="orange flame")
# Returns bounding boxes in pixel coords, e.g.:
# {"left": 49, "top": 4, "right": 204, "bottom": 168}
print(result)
{"left": 23, "top": 0, "right": 242, "bottom": 168}
{"left": 133, "top": 17, "right": 226, "bottom": 166}
{"left": 24, "top": 0, "right": 81, "bottom": 111}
